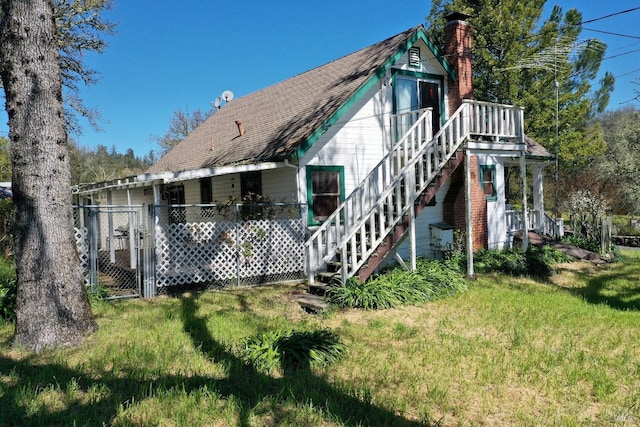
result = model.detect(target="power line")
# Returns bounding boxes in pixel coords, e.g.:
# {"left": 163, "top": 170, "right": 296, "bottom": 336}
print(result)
{"left": 581, "top": 26, "right": 640, "bottom": 41}
{"left": 582, "top": 6, "right": 640, "bottom": 24}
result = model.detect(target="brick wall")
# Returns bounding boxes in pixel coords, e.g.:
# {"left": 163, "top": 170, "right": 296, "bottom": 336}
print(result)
{"left": 443, "top": 155, "right": 487, "bottom": 251}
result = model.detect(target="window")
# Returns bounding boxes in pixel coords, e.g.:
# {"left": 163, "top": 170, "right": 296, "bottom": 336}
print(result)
{"left": 199, "top": 177, "right": 212, "bottom": 204}
{"left": 199, "top": 177, "right": 214, "bottom": 219}
{"left": 479, "top": 165, "right": 497, "bottom": 201}
{"left": 165, "top": 184, "right": 186, "bottom": 223}
{"left": 306, "top": 166, "right": 344, "bottom": 225}
{"left": 240, "top": 171, "right": 262, "bottom": 197}
{"left": 240, "top": 171, "right": 263, "bottom": 220}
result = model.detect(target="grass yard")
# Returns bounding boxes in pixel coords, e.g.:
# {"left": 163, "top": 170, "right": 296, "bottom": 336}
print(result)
{"left": 1, "top": 251, "right": 640, "bottom": 426}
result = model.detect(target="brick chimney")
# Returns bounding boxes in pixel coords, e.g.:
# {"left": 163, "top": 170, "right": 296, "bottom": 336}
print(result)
{"left": 443, "top": 12, "right": 488, "bottom": 253}
{"left": 444, "top": 12, "right": 473, "bottom": 113}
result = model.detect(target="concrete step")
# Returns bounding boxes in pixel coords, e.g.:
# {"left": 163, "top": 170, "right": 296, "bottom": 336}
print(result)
{"left": 294, "top": 293, "right": 329, "bottom": 314}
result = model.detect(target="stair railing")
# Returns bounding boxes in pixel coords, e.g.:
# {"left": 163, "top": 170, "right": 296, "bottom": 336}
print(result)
{"left": 305, "top": 100, "right": 524, "bottom": 284}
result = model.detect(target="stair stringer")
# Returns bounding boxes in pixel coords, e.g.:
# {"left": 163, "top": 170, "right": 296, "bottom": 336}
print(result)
{"left": 355, "top": 150, "right": 465, "bottom": 282}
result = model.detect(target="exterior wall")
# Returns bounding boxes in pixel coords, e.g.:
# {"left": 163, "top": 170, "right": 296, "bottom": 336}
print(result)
{"left": 299, "top": 39, "right": 452, "bottom": 227}
{"left": 443, "top": 155, "right": 488, "bottom": 251}
{"left": 395, "top": 179, "right": 452, "bottom": 260}
{"left": 299, "top": 82, "right": 394, "bottom": 208}
{"left": 478, "top": 154, "right": 507, "bottom": 250}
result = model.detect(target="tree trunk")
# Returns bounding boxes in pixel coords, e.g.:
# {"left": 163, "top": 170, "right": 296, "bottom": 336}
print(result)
{"left": 0, "top": 0, "right": 97, "bottom": 352}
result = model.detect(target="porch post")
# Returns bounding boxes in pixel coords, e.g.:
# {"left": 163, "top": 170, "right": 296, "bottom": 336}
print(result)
{"left": 107, "top": 191, "right": 115, "bottom": 264}
{"left": 127, "top": 188, "right": 136, "bottom": 269}
{"left": 520, "top": 151, "right": 529, "bottom": 251}
{"left": 532, "top": 163, "right": 544, "bottom": 231}
{"left": 465, "top": 148, "right": 474, "bottom": 277}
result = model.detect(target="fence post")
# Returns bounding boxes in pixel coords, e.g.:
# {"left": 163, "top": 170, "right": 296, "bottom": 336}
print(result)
{"left": 144, "top": 204, "right": 157, "bottom": 298}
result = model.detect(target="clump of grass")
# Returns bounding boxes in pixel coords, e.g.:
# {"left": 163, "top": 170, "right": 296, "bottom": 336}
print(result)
{"left": 327, "top": 258, "right": 468, "bottom": 310}
{"left": 240, "top": 328, "right": 346, "bottom": 374}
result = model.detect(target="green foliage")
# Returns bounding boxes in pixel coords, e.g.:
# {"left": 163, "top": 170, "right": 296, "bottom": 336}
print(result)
{"left": 561, "top": 235, "right": 600, "bottom": 253}
{"left": 597, "top": 108, "right": 640, "bottom": 215}
{"left": 240, "top": 328, "right": 346, "bottom": 374}
{"left": 86, "top": 283, "right": 110, "bottom": 307}
{"left": 0, "top": 137, "right": 11, "bottom": 182}
{"left": 612, "top": 216, "right": 640, "bottom": 237}
{"left": 474, "top": 249, "right": 528, "bottom": 276}
{"left": 565, "top": 189, "right": 611, "bottom": 243}
{"left": 327, "top": 258, "right": 468, "bottom": 310}
{"left": 0, "top": 258, "right": 16, "bottom": 322}
{"left": 0, "top": 199, "right": 14, "bottom": 258}
{"left": 474, "top": 246, "right": 571, "bottom": 278}
{"left": 216, "top": 192, "right": 277, "bottom": 221}
{"left": 70, "top": 142, "right": 154, "bottom": 185}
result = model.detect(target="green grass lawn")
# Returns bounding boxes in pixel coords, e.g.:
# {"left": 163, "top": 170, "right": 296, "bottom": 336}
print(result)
{"left": 1, "top": 251, "right": 640, "bottom": 426}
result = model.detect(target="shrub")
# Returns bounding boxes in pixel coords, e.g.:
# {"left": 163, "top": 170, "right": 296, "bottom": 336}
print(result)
{"left": 240, "top": 328, "right": 346, "bottom": 374}
{"left": 561, "top": 235, "right": 600, "bottom": 253}
{"left": 327, "top": 258, "right": 468, "bottom": 310}
{"left": 0, "top": 257, "right": 16, "bottom": 322}
{"left": 0, "top": 275, "right": 16, "bottom": 322}
{"left": 474, "top": 249, "right": 528, "bottom": 276}
{"left": 474, "top": 246, "right": 571, "bottom": 279}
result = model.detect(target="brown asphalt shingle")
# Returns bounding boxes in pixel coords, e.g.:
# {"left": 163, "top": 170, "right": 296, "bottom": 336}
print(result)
{"left": 146, "top": 25, "right": 423, "bottom": 174}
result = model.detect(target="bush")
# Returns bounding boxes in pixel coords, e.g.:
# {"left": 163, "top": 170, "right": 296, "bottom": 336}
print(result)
{"left": 327, "top": 258, "right": 468, "bottom": 310}
{"left": 0, "top": 258, "right": 16, "bottom": 322}
{"left": 240, "top": 328, "right": 346, "bottom": 374}
{"left": 0, "top": 275, "right": 16, "bottom": 322}
{"left": 561, "top": 235, "right": 600, "bottom": 253}
{"left": 474, "top": 246, "right": 571, "bottom": 279}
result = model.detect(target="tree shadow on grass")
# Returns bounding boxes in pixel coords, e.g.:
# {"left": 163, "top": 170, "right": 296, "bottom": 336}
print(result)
{"left": 562, "top": 270, "right": 640, "bottom": 311}
{"left": 180, "top": 294, "right": 426, "bottom": 426}
{"left": 0, "top": 295, "right": 428, "bottom": 426}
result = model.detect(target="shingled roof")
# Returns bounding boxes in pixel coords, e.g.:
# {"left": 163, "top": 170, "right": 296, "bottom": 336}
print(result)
{"left": 524, "top": 135, "right": 554, "bottom": 160}
{"left": 146, "top": 25, "right": 448, "bottom": 174}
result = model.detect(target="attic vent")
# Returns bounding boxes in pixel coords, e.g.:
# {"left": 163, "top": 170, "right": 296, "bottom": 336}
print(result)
{"left": 409, "top": 47, "right": 421, "bottom": 67}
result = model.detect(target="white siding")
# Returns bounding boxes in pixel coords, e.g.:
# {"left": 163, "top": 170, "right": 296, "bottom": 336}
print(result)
{"left": 395, "top": 179, "right": 451, "bottom": 260}
{"left": 477, "top": 154, "right": 508, "bottom": 250}
{"left": 300, "top": 82, "right": 394, "bottom": 199}
{"left": 261, "top": 168, "right": 298, "bottom": 202}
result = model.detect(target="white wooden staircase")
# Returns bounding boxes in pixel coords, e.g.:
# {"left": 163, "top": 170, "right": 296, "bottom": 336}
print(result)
{"left": 302, "top": 100, "right": 524, "bottom": 305}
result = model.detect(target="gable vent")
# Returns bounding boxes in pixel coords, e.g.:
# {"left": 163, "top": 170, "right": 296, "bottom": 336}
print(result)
{"left": 409, "top": 47, "right": 421, "bottom": 67}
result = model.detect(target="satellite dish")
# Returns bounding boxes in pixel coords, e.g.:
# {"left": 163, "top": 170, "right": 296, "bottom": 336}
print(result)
{"left": 221, "top": 90, "right": 234, "bottom": 102}
{"left": 213, "top": 96, "right": 222, "bottom": 109}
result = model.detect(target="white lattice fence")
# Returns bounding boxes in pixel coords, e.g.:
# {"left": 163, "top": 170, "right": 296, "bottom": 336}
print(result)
{"left": 155, "top": 218, "right": 306, "bottom": 288}
{"left": 75, "top": 226, "right": 90, "bottom": 284}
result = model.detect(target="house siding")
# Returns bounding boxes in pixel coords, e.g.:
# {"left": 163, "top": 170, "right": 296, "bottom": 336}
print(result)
{"left": 395, "top": 179, "right": 452, "bottom": 260}
{"left": 299, "top": 83, "right": 393, "bottom": 211}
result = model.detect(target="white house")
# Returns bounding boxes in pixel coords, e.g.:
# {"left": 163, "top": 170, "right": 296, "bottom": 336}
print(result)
{"left": 74, "top": 13, "right": 555, "bottom": 296}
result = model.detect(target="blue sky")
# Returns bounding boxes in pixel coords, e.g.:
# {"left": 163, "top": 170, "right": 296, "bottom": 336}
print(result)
{"left": 2, "top": 0, "right": 639, "bottom": 157}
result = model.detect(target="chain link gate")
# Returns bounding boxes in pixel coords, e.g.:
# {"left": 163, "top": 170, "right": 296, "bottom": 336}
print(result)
{"left": 74, "top": 205, "right": 149, "bottom": 299}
